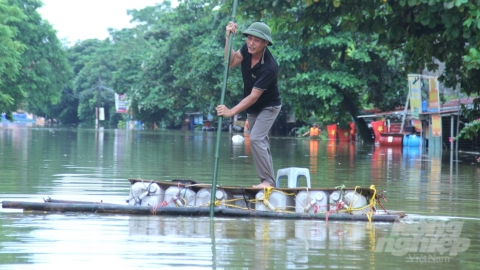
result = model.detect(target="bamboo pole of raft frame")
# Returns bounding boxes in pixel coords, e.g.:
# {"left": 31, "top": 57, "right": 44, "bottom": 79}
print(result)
{"left": 1, "top": 201, "right": 405, "bottom": 222}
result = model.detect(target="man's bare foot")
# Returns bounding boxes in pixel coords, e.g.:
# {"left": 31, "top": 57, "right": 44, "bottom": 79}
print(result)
{"left": 252, "top": 182, "right": 274, "bottom": 188}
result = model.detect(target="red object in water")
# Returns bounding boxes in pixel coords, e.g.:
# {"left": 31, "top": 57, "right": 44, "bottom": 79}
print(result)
{"left": 337, "top": 129, "right": 350, "bottom": 142}
{"left": 370, "top": 120, "right": 385, "bottom": 142}
{"left": 349, "top": 122, "right": 356, "bottom": 141}
{"left": 379, "top": 133, "right": 403, "bottom": 147}
{"left": 327, "top": 124, "right": 337, "bottom": 140}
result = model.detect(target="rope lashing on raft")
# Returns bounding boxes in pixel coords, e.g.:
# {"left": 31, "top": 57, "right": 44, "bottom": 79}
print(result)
{"left": 261, "top": 186, "right": 275, "bottom": 211}
{"left": 325, "top": 184, "right": 347, "bottom": 222}
{"left": 325, "top": 200, "right": 345, "bottom": 223}
{"left": 366, "top": 185, "right": 377, "bottom": 222}
{"left": 151, "top": 200, "right": 169, "bottom": 215}
{"left": 257, "top": 187, "right": 298, "bottom": 212}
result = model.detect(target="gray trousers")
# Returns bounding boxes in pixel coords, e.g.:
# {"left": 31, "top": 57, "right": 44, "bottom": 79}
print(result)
{"left": 247, "top": 105, "right": 281, "bottom": 186}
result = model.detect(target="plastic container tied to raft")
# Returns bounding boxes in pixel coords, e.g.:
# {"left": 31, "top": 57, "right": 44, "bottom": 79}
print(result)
{"left": 255, "top": 190, "right": 295, "bottom": 212}
{"left": 232, "top": 195, "right": 250, "bottom": 209}
{"left": 295, "top": 190, "right": 328, "bottom": 214}
{"left": 128, "top": 182, "right": 164, "bottom": 206}
{"left": 329, "top": 190, "right": 369, "bottom": 215}
{"left": 195, "top": 188, "right": 232, "bottom": 208}
{"left": 164, "top": 186, "right": 196, "bottom": 207}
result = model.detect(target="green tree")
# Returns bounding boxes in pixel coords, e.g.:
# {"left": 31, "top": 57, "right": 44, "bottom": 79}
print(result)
{"left": 274, "top": 25, "right": 405, "bottom": 140}
{"left": 107, "top": 26, "right": 153, "bottom": 127}
{"left": 122, "top": 0, "right": 240, "bottom": 128}
{"left": 47, "top": 86, "right": 80, "bottom": 124}
{"left": 3, "top": 0, "right": 71, "bottom": 119}
{"left": 0, "top": 0, "right": 25, "bottom": 120}
{"left": 67, "top": 39, "right": 116, "bottom": 126}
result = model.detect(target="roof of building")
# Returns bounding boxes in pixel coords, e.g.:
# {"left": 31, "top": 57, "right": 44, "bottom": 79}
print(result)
{"left": 358, "top": 97, "right": 478, "bottom": 119}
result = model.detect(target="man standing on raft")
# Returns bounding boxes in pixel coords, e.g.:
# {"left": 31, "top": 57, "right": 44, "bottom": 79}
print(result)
{"left": 216, "top": 21, "right": 282, "bottom": 188}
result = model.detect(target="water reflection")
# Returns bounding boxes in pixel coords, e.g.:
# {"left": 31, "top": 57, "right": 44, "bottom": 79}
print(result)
{"left": 1, "top": 127, "right": 479, "bottom": 269}
{"left": 126, "top": 216, "right": 377, "bottom": 269}
{"left": 309, "top": 139, "right": 319, "bottom": 170}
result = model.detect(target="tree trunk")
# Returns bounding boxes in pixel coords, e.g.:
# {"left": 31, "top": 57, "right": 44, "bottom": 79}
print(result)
{"left": 335, "top": 46, "right": 374, "bottom": 143}
{"left": 340, "top": 93, "right": 374, "bottom": 143}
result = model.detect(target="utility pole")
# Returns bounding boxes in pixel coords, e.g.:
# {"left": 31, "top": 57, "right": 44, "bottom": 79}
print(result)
{"left": 96, "top": 73, "right": 106, "bottom": 129}
{"left": 96, "top": 76, "right": 101, "bottom": 129}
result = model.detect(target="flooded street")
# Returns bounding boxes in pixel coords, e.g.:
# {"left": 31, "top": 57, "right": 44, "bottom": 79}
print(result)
{"left": 1, "top": 126, "right": 479, "bottom": 269}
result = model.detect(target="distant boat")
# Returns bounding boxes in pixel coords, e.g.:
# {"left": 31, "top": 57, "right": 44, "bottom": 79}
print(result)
{"left": 202, "top": 126, "right": 216, "bottom": 131}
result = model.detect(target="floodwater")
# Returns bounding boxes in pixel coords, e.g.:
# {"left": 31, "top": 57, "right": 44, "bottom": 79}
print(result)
{"left": 0, "top": 126, "right": 479, "bottom": 269}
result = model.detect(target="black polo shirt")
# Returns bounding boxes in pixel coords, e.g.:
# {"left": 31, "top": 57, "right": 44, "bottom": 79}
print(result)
{"left": 240, "top": 44, "right": 281, "bottom": 114}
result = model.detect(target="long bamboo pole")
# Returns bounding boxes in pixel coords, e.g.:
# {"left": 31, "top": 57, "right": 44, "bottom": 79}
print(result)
{"left": 210, "top": 0, "right": 239, "bottom": 219}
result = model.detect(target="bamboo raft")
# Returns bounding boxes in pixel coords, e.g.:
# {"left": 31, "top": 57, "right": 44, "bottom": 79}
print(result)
{"left": 2, "top": 179, "right": 406, "bottom": 222}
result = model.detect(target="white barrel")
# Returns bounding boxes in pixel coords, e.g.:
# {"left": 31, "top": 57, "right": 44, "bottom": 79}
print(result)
{"left": 343, "top": 191, "right": 369, "bottom": 215}
{"left": 195, "top": 188, "right": 231, "bottom": 208}
{"left": 164, "top": 186, "right": 196, "bottom": 207}
{"left": 329, "top": 190, "right": 369, "bottom": 214}
{"left": 255, "top": 190, "right": 294, "bottom": 212}
{"left": 295, "top": 190, "right": 328, "bottom": 214}
{"left": 128, "top": 182, "right": 164, "bottom": 206}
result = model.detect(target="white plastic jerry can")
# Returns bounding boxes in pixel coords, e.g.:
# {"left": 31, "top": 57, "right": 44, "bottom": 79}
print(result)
{"left": 295, "top": 190, "right": 328, "bottom": 214}
{"left": 329, "top": 190, "right": 369, "bottom": 215}
{"left": 255, "top": 190, "right": 295, "bottom": 212}
{"left": 195, "top": 188, "right": 231, "bottom": 208}
{"left": 128, "top": 182, "right": 164, "bottom": 206}
{"left": 343, "top": 191, "right": 369, "bottom": 215}
{"left": 164, "top": 186, "right": 196, "bottom": 207}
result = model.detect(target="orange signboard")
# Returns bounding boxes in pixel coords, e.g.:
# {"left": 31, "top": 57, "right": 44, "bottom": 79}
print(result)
{"left": 429, "top": 78, "right": 440, "bottom": 113}
{"left": 431, "top": 114, "right": 442, "bottom": 137}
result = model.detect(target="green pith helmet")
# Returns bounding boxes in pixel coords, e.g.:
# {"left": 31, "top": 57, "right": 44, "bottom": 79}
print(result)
{"left": 243, "top": 22, "right": 273, "bottom": 46}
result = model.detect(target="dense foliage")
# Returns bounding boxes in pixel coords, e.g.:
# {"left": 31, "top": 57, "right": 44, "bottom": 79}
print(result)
{"left": 1, "top": 0, "right": 71, "bottom": 120}
{"left": 120, "top": 1, "right": 236, "bottom": 128}
{"left": 0, "top": 0, "right": 26, "bottom": 120}
{"left": 1, "top": 0, "right": 478, "bottom": 140}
